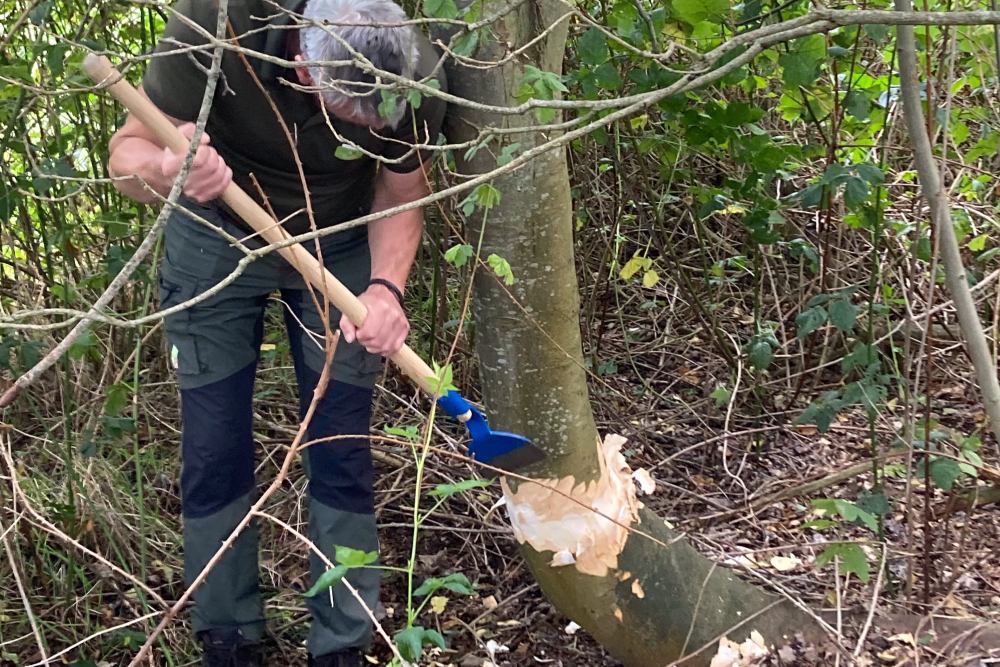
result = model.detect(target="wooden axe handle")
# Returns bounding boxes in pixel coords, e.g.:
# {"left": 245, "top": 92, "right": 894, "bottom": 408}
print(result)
{"left": 83, "top": 54, "right": 438, "bottom": 395}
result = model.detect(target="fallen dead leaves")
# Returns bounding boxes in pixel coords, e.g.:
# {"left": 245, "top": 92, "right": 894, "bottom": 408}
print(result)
{"left": 710, "top": 631, "right": 769, "bottom": 667}
{"left": 769, "top": 555, "right": 802, "bottom": 572}
{"left": 632, "top": 467, "right": 657, "bottom": 495}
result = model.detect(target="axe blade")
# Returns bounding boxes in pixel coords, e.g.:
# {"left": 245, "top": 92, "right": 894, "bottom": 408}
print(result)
{"left": 437, "top": 390, "right": 545, "bottom": 473}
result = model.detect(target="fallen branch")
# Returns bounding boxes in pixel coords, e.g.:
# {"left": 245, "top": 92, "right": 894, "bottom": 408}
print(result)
{"left": 694, "top": 450, "right": 909, "bottom": 524}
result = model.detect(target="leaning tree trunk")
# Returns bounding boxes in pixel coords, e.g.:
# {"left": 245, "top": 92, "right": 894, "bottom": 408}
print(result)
{"left": 437, "top": 3, "right": 825, "bottom": 665}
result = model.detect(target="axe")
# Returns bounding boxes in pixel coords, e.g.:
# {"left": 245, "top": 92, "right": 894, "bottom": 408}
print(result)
{"left": 82, "top": 54, "right": 545, "bottom": 473}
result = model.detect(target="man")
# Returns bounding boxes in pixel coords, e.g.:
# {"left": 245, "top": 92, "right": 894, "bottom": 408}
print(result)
{"left": 107, "top": 0, "right": 447, "bottom": 664}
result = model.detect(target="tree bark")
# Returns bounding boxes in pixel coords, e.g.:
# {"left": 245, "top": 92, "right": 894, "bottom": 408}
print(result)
{"left": 893, "top": 0, "right": 1000, "bottom": 452}
{"left": 438, "top": 3, "right": 826, "bottom": 664}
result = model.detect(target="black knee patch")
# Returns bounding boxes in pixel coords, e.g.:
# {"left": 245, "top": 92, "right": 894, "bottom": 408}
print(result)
{"left": 298, "top": 367, "right": 376, "bottom": 515}
{"left": 180, "top": 360, "right": 258, "bottom": 518}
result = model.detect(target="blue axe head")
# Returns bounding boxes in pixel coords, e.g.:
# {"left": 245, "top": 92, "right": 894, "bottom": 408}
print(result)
{"left": 437, "top": 390, "right": 546, "bottom": 472}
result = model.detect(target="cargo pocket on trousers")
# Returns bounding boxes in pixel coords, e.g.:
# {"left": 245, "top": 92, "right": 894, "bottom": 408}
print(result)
{"left": 159, "top": 272, "right": 205, "bottom": 379}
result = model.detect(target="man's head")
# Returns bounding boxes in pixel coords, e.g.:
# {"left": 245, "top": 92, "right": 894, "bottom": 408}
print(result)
{"left": 296, "top": 0, "right": 417, "bottom": 129}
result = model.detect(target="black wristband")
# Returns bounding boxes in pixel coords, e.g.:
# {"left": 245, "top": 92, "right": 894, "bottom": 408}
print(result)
{"left": 369, "top": 278, "right": 404, "bottom": 305}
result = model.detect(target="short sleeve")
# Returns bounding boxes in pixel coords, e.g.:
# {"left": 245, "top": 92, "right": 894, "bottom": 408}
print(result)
{"left": 382, "top": 36, "right": 448, "bottom": 174}
{"left": 143, "top": 0, "right": 219, "bottom": 121}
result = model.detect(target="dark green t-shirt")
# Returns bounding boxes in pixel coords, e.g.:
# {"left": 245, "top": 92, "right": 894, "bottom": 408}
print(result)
{"left": 144, "top": 0, "right": 447, "bottom": 236}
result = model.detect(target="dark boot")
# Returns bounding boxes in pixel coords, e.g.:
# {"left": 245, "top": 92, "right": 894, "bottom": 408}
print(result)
{"left": 199, "top": 629, "right": 263, "bottom": 667}
{"left": 308, "top": 650, "right": 362, "bottom": 667}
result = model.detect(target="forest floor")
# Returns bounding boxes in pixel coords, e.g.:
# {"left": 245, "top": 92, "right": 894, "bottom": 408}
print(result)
{"left": 5, "top": 292, "right": 1000, "bottom": 667}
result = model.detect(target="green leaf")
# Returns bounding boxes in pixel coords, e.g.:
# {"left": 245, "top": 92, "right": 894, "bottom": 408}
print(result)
{"left": 0, "top": 337, "right": 16, "bottom": 370}
{"left": 979, "top": 247, "right": 1000, "bottom": 263}
{"left": 795, "top": 306, "right": 827, "bottom": 339}
{"left": 969, "top": 234, "right": 988, "bottom": 252}
{"left": 80, "top": 430, "right": 97, "bottom": 458}
{"left": 377, "top": 94, "right": 399, "bottom": 122}
{"left": 117, "top": 630, "right": 147, "bottom": 650}
{"left": 413, "top": 577, "right": 442, "bottom": 597}
{"left": 100, "top": 416, "right": 136, "bottom": 438}
{"left": 47, "top": 43, "right": 71, "bottom": 77}
{"left": 423, "top": 629, "right": 447, "bottom": 651}
{"left": 724, "top": 101, "right": 763, "bottom": 127}
{"left": 816, "top": 542, "right": 871, "bottom": 583}
{"left": 424, "top": 0, "right": 458, "bottom": 19}
{"left": 473, "top": 183, "right": 501, "bottom": 209}
{"left": 855, "top": 491, "right": 890, "bottom": 517}
{"left": 32, "top": 177, "right": 53, "bottom": 194}
{"left": 29, "top": 0, "right": 53, "bottom": 25}
{"left": 951, "top": 120, "right": 969, "bottom": 145}
{"left": 598, "top": 360, "right": 618, "bottom": 376}
{"left": 779, "top": 34, "right": 825, "bottom": 88}
{"left": 519, "top": 65, "right": 567, "bottom": 100}
{"left": 863, "top": 23, "right": 891, "bottom": 42}
{"left": 429, "top": 478, "right": 491, "bottom": 498}
{"left": 842, "top": 341, "right": 876, "bottom": 373}
{"left": 104, "top": 383, "right": 130, "bottom": 417}
{"left": 843, "top": 177, "right": 870, "bottom": 210}
{"left": 439, "top": 572, "right": 475, "bottom": 595}
{"left": 68, "top": 330, "right": 97, "bottom": 361}
{"left": 335, "top": 546, "right": 378, "bottom": 568}
{"left": 673, "top": 0, "right": 729, "bottom": 25}
{"left": 459, "top": 183, "right": 502, "bottom": 215}
{"left": 710, "top": 386, "right": 731, "bottom": 406}
{"left": 394, "top": 626, "right": 443, "bottom": 664}
{"left": 0, "top": 192, "right": 17, "bottom": 223}
{"left": 748, "top": 339, "right": 774, "bottom": 371}
{"left": 794, "top": 183, "right": 824, "bottom": 209}
{"left": 444, "top": 244, "right": 473, "bottom": 268}
{"left": 452, "top": 29, "right": 479, "bottom": 57}
{"left": 963, "top": 450, "right": 984, "bottom": 475}
{"left": 535, "top": 107, "right": 557, "bottom": 124}
{"left": 406, "top": 88, "right": 424, "bottom": 110}
{"left": 929, "top": 457, "right": 962, "bottom": 491}
{"left": 384, "top": 424, "right": 420, "bottom": 442}
{"left": 593, "top": 63, "right": 622, "bottom": 91}
{"left": 789, "top": 238, "right": 818, "bottom": 267}
{"left": 487, "top": 254, "right": 514, "bottom": 285}
{"left": 429, "top": 361, "right": 457, "bottom": 395}
{"left": 80, "top": 428, "right": 100, "bottom": 459}
{"left": 393, "top": 626, "right": 424, "bottom": 663}
{"left": 814, "top": 498, "right": 879, "bottom": 532}
{"left": 335, "top": 145, "right": 364, "bottom": 161}
{"left": 854, "top": 163, "right": 885, "bottom": 186}
{"left": 18, "top": 341, "right": 42, "bottom": 370}
{"left": 839, "top": 543, "right": 871, "bottom": 583}
{"left": 304, "top": 564, "right": 349, "bottom": 597}
{"left": 828, "top": 299, "right": 858, "bottom": 332}
{"left": 463, "top": 138, "right": 490, "bottom": 162}
{"left": 802, "top": 518, "right": 838, "bottom": 530}
{"left": 968, "top": 131, "right": 1000, "bottom": 162}
{"left": 577, "top": 28, "right": 609, "bottom": 67}
{"left": 497, "top": 142, "right": 521, "bottom": 167}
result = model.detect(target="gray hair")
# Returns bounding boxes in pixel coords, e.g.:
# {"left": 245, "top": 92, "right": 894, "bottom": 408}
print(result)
{"left": 300, "top": 0, "right": 419, "bottom": 128}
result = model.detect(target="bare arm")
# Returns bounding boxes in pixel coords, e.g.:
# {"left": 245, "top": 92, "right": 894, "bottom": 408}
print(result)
{"left": 340, "top": 167, "right": 429, "bottom": 356}
{"left": 368, "top": 167, "right": 427, "bottom": 292}
{"left": 107, "top": 85, "right": 231, "bottom": 204}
